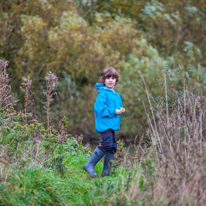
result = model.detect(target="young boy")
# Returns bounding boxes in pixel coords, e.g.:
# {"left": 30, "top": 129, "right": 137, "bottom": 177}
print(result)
{"left": 83, "top": 67, "right": 125, "bottom": 177}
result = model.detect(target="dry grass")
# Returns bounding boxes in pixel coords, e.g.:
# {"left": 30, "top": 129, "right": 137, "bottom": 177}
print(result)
{"left": 0, "top": 58, "right": 14, "bottom": 110}
{"left": 20, "top": 76, "right": 34, "bottom": 123}
{"left": 150, "top": 90, "right": 206, "bottom": 205}
{"left": 124, "top": 73, "right": 206, "bottom": 205}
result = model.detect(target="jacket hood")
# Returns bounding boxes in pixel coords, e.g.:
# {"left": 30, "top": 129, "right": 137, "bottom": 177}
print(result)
{"left": 95, "top": 83, "right": 116, "bottom": 94}
{"left": 95, "top": 83, "right": 105, "bottom": 90}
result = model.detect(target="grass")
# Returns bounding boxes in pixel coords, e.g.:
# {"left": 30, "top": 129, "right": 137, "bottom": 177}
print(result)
{"left": 0, "top": 110, "right": 137, "bottom": 205}
{"left": 0, "top": 139, "right": 135, "bottom": 205}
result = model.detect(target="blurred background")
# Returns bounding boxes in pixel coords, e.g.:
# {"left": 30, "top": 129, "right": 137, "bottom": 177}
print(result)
{"left": 0, "top": 0, "right": 206, "bottom": 144}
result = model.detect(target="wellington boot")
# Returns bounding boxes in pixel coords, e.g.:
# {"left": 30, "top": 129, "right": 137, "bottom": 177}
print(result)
{"left": 101, "top": 152, "right": 114, "bottom": 176}
{"left": 83, "top": 147, "right": 105, "bottom": 177}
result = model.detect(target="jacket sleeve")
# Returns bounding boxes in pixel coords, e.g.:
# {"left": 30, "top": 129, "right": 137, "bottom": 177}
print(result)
{"left": 94, "top": 92, "right": 116, "bottom": 118}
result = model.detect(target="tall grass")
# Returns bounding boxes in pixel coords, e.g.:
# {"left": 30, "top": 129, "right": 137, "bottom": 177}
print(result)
{"left": 1, "top": 167, "right": 70, "bottom": 206}
{"left": 148, "top": 91, "right": 206, "bottom": 205}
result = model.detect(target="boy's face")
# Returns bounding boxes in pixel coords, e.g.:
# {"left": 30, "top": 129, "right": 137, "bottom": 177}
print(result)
{"left": 105, "top": 76, "right": 116, "bottom": 89}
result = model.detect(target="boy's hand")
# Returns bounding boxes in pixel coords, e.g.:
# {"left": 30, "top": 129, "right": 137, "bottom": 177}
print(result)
{"left": 115, "top": 108, "right": 126, "bottom": 115}
{"left": 115, "top": 109, "right": 122, "bottom": 115}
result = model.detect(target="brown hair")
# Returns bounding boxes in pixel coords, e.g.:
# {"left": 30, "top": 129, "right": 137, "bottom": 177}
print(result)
{"left": 100, "top": 67, "right": 120, "bottom": 85}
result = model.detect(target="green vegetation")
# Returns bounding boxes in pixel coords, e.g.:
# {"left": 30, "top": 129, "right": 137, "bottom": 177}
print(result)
{"left": 1, "top": 0, "right": 206, "bottom": 139}
{"left": 0, "top": 109, "right": 136, "bottom": 206}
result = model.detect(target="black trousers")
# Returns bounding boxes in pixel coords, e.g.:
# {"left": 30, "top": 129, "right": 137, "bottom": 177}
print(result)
{"left": 98, "top": 130, "right": 117, "bottom": 154}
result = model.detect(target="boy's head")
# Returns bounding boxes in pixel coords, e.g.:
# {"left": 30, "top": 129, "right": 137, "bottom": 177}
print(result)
{"left": 100, "top": 67, "right": 120, "bottom": 87}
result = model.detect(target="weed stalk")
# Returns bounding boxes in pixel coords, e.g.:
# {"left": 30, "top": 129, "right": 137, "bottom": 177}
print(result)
{"left": 43, "top": 71, "right": 58, "bottom": 133}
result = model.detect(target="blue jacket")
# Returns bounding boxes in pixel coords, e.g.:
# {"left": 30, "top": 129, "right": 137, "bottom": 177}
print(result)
{"left": 94, "top": 83, "right": 123, "bottom": 133}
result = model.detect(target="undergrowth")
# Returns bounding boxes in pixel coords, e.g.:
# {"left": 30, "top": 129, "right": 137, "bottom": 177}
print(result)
{"left": 0, "top": 109, "right": 135, "bottom": 206}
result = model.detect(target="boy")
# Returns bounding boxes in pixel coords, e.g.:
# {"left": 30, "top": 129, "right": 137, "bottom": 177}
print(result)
{"left": 83, "top": 67, "right": 125, "bottom": 177}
